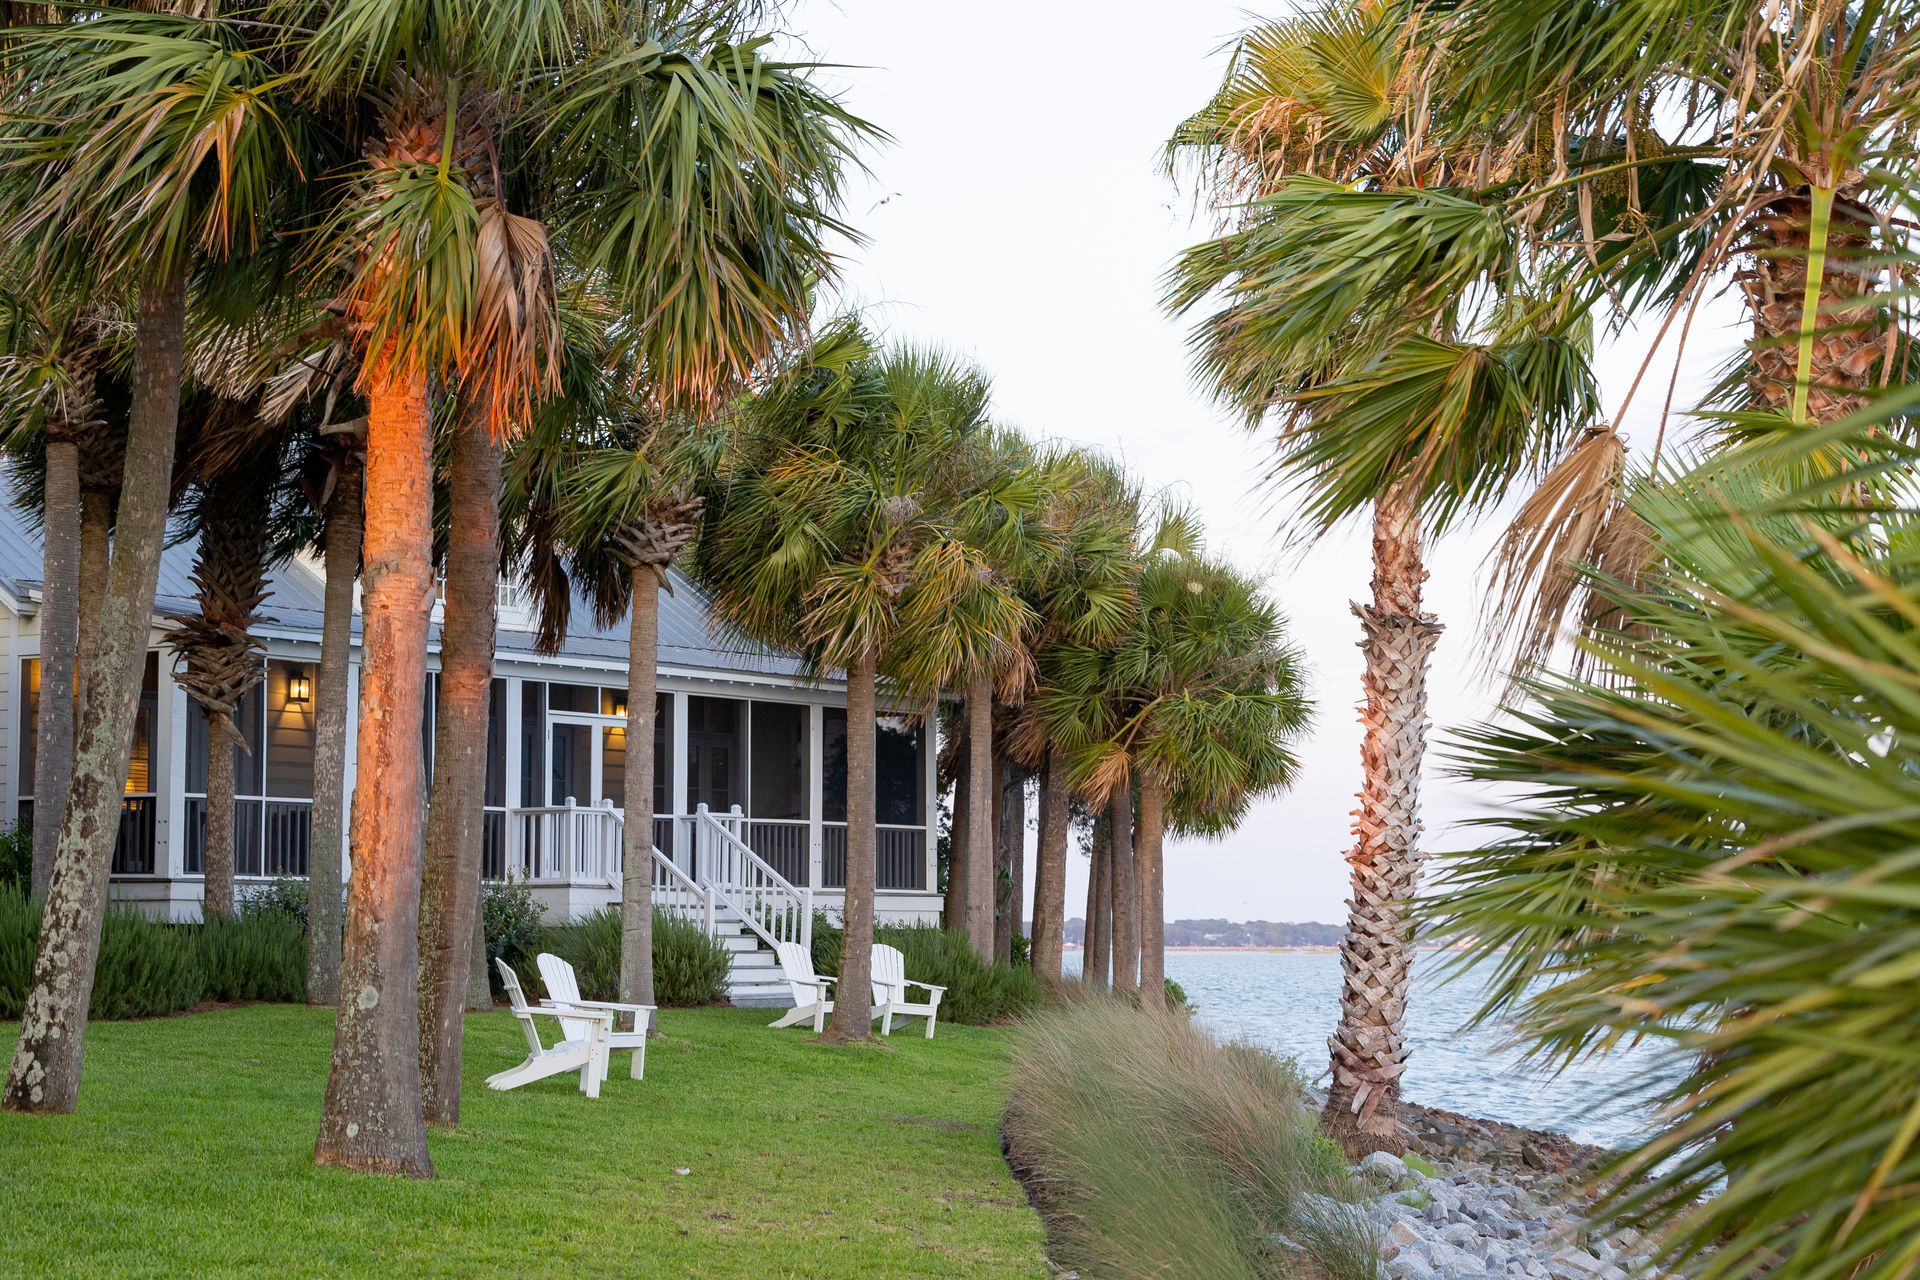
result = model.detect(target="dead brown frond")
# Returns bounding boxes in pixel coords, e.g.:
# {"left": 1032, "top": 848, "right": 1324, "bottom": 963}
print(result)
{"left": 461, "top": 198, "right": 560, "bottom": 440}
{"left": 1479, "top": 426, "right": 1640, "bottom": 685}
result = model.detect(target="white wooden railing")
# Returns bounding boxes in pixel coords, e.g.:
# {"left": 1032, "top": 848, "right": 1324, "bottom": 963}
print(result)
{"left": 693, "top": 804, "right": 812, "bottom": 953}
{"left": 506, "top": 798, "right": 624, "bottom": 884}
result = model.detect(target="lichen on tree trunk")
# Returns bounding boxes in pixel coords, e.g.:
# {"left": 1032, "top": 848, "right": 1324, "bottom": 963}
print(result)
{"left": 418, "top": 409, "right": 501, "bottom": 1126}
{"left": 824, "top": 651, "right": 879, "bottom": 1042}
{"left": 1108, "top": 789, "right": 1138, "bottom": 996}
{"left": 31, "top": 437, "right": 82, "bottom": 897}
{"left": 1031, "top": 750, "right": 1069, "bottom": 985}
{"left": 306, "top": 458, "right": 359, "bottom": 1008}
{"left": 313, "top": 359, "right": 435, "bottom": 1178}
{"left": 4, "top": 267, "right": 186, "bottom": 1115}
{"left": 1322, "top": 488, "right": 1442, "bottom": 1158}
{"left": 202, "top": 715, "right": 238, "bottom": 918}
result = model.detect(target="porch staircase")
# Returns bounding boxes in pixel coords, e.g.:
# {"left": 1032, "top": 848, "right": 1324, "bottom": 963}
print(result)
{"left": 649, "top": 805, "right": 812, "bottom": 1010}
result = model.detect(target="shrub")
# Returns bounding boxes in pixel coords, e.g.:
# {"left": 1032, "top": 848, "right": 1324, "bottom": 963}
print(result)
{"left": 651, "top": 910, "right": 730, "bottom": 1006}
{"left": 812, "top": 919, "right": 1044, "bottom": 1025}
{"left": 2, "top": 885, "right": 309, "bottom": 1020}
{"left": 0, "top": 818, "right": 29, "bottom": 891}
{"left": 1005, "top": 997, "right": 1381, "bottom": 1280}
{"left": 482, "top": 876, "right": 545, "bottom": 984}
{"left": 513, "top": 908, "right": 730, "bottom": 1008}
{"left": 194, "top": 912, "right": 306, "bottom": 1003}
{"left": 239, "top": 877, "right": 310, "bottom": 931}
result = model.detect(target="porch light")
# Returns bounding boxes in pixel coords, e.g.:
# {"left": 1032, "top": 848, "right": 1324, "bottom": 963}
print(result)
{"left": 611, "top": 695, "right": 628, "bottom": 718}
{"left": 286, "top": 666, "right": 312, "bottom": 707}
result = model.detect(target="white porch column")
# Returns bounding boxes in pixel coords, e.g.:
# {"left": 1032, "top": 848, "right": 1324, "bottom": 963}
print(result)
{"left": 158, "top": 660, "right": 187, "bottom": 878}
{"left": 807, "top": 700, "right": 825, "bottom": 890}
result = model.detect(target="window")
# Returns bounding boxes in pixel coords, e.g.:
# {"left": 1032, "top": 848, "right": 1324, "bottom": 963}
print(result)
{"left": 17, "top": 653, "right": 157, "bottom": 798}
{"left": 686, "top": 696, "right": 743, "bottom": 812}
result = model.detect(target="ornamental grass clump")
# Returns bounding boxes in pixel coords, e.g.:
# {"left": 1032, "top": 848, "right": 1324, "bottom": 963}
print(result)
{"left": 1006, "top": 996, "right": 1380, "bottom": 1280}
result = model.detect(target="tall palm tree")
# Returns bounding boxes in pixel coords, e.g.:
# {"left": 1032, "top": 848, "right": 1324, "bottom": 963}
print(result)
{"left": 0, "top": 285, "right": 128, "bottom": 898}
{"left": 1045, "top": 546, "right": 1312, "bottom": 1009}
{"left": 1163, "top": 2, "right": 1597, "bottom": 1150}
{"left": 1001, "top": 447, "right": 1139, "bottom": 985}
{"left": 699, "top": 322, "right": 1039, "bottom": 1040}
{"left": 0, "top": 8, "right": 299, "bottom": 1116}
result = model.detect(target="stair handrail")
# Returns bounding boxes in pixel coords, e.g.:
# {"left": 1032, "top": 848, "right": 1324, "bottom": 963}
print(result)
{"left": 693, "top": 804, "right": 812, "bottom": 953}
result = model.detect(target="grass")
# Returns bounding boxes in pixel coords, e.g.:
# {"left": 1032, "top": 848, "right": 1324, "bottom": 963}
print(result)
{"left": 0, "top": 1004, "right": 1048, "bottom": 1278}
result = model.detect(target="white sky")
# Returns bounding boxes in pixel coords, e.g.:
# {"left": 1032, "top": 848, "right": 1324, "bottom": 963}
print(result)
{"left": 788, "top": 0, "right": 1742, "bottom": 923}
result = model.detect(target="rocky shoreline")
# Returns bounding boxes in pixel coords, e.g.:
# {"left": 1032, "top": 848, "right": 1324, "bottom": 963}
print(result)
{"left": 1348, "top": 1104, "right": 1662, "bottom": 1280}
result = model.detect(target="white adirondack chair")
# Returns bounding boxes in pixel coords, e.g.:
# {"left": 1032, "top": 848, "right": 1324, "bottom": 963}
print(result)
{"left": 768, "top": 940, "right": 835, "bottom": 1031}
{"left": 869, "top": 943, "right": 946, "bottom": 1039}
{"left": 536, "top": 952, "right": 654, "bottom": 1081}
{"left": 488, "top": 959, "right": 613, "bottom": 1097}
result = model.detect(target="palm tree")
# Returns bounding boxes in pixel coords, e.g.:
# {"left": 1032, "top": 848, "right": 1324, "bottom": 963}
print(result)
{"left": 166, "top": 413, "right": 290, "bottom": 918}
{"left": 1163, "top": 2, "right": 1597, "bottom": 1150}
{"left": 699, "top": 322, "right": 1038, "bottom": 1040}
{"left": 0, "top": 9, "right": 299, "bottom": 1116}
{"left": 1046, "top": 546, "right": 1312, "bottom": 1009}
{"left": 0, "top": 285, "right": 127, "bottom": 898}
{"left": 1001, "top": 447, "right": 1139, "bottom": 986}
{"left": 1429, "top": 435, "right": 1920, "bottom": 1280}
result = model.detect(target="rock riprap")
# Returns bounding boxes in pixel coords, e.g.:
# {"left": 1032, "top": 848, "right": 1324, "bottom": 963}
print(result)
{"left": 1350, "top": 1108, "right": 1668, "bottom": 1280}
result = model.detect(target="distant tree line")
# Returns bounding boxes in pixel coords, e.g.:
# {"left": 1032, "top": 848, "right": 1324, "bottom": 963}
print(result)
{"left": 1060, "top": 918, "right": 1344, "bottom": 949}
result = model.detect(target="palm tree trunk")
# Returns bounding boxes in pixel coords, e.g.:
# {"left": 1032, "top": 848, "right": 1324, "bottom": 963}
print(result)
{"left": 314, "top": 358, "right": 435, "bottom": 1178}
{"left": 1322, "top": 488, "right": 1442, "bottom": 1158}
{"left": 825, "top": 650, "right": 878, "bottom": 1041}
{"left": 4, "top": 265, "right": 186, "bottom": 1115}
{"left": 202, "top": 714, "right": 238, "bottom": 918}
{"left": 1135, "top": 777, "right": 1167, "bottom": 1011}
{"left": 417, "top": 411, "right": 501, "bottom": 1126}
{"left": 619, "top": 565, "right": 660, "bottom": 1026}
{"left": 1740, "top": 192, "right": 1884, "bottom": 422}
{"left": 75, "top": 488, "right": 111, "bottom": 692}
{"left": 944, "top": 724, "right": 969, "bottom": 933}
{"left": 992, "top": 750, "right": 1012, "bottom": 963}
{"left": 964, "top": 675, "right": 994, "bottom": 960}
{"left": 464, "top": 910, "right": 492, "bottom": 1011}
{"left": 1084, "top": 814, "right": 1109, "bottom": 989}
{"left": 1108, "top": 789, "right": 1138, "bottom": 996}
{"left": 1031, "top": 750, "right": 1068, "bottom": 985}
{"left": 306, "top": 458, "right": 359, "bottom": 1008}
{"left": 31, "top": 437, "right": 81, "bottom": 897}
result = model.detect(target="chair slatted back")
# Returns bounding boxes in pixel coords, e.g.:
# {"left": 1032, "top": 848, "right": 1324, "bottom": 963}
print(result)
{"left": 870, "top": 943, "right": 908, "bottom": 1006}
{"left": 497, "top": 959, "right": 546, "bottom": 1055}
{"left": 536, "top": 952, "right": 593, "bottom": 1045}
{"left": 775, "top": 940, "right": 818, "bottom": 1007}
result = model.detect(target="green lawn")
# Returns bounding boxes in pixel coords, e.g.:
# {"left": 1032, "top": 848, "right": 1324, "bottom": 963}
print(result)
{"left": 0, "top": 1005, "right": 1048, "bottom": 1278}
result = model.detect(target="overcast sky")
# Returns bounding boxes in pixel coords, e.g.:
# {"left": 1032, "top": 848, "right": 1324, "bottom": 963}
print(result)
{"left": 788, "top": 0, "right": 1741, "bottom": 924}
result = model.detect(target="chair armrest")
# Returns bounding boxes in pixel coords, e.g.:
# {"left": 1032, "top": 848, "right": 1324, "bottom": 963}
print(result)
{"left": 903, "top": 980, "right": 947, "bottom": 994}
{"left": 812, "top": 975, "right": 838, "bottom": 987}
{"left": 549, "top": 998, "right": 656, "bottom": 1016}
{"left": 531, "top": 1002, "right": 616, "bottom": 1024}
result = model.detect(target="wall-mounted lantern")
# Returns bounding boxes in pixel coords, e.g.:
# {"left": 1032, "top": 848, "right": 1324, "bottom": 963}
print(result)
{"left": 286, "top": 665, "right": 313, "bottom": 707}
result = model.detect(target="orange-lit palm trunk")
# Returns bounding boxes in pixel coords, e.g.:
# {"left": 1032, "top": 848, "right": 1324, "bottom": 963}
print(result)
{"left": 418, "top": 406, "right": 502, "bottom": 1125}
{"left": 1322, "top": 487, "right": 1441, "bottom": 1156}
{"left": 314, "top": 362, "right": 435, "bottom": 1177}
{"left": 964, "top": 676, "right": 995, "bottom": 960}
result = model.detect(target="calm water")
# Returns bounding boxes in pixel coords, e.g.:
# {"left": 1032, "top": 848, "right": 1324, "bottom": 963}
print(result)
{"left": 1066, "top": 950, "right": 1679, "bottom": 1149}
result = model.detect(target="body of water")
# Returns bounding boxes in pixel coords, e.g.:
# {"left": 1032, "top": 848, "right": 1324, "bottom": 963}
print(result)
{"left": 1066, "top": 949, "right": 1677, "bottom": 1149}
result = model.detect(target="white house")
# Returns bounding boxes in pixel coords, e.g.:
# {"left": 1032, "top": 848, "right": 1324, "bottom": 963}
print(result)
{"left": 0, "top": 499, "right": 944, "bottom": 950}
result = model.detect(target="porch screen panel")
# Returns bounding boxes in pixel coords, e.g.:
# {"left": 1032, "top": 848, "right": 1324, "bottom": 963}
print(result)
{"left": 518, "top": 681, "right": 545, "bottom": 806}
{"left": 17, "top": 658, "right": 37, "bottom": 795}
{"left": 483, "top": 679, "right": 507, "bottom": 879}
{"left": 265, "top": 660, "right": 315, "bottom": 798}
{"left": 749, "top": 702, "right": 806, "bottom": 820}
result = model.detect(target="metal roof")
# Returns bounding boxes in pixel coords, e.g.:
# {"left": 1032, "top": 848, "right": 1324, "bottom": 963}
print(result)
{"left": 0, "top": 495, "right": 815, "bottom": 682}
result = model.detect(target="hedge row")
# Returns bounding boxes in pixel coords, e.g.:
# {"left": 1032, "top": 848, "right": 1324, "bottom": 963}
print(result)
{"left": 508, "top": 907, "right": 731, "bottom": 1008}
{"left": 0, "top": 884, "right": 306, "bottom": 1020}
{"left": 811, "top": 917, "right": 1045, "bottom": 1025}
